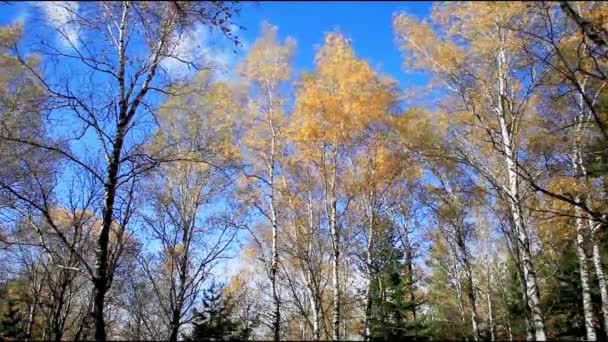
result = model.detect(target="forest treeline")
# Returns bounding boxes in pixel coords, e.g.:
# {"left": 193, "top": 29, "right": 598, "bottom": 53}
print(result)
{"left": 1, "top": 1, "right": 608, "bottom": 341}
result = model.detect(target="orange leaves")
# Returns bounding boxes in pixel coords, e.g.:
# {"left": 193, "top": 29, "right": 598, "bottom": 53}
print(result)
{"left": 292, "top": 31, "right": 398, "bottom": 152}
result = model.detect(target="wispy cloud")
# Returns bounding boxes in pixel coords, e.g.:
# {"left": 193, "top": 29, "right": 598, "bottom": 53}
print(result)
{"left": 161, "top": 24, "right": 249, "bottom": 81}
{"left": 39, "top": 1, "right": 80, "bottom": 49}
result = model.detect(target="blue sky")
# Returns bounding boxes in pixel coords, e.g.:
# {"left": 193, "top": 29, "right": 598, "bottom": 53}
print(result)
{"left": 0, "top": 1, "right": 432, "bottom": 87}
{"left": 236, "top": 1, "right": 432, "bottom": 86}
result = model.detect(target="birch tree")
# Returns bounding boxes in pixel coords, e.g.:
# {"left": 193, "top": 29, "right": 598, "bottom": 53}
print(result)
{"left": 291, "top": 31, "right": 396, "bottom": 340}
{"left": 238, "top": 22, "right": 295, "bottom": 341}
{"left": 395, "top": 4, "right": 548, "bottom": 338}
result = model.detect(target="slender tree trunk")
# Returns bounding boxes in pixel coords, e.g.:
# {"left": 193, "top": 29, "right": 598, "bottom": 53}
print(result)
{"left": 519, "top": 266, "right": 534, "bottom": 341}
{"left": 168, "top": 212, "right": 192, "bottom": 342}
{"left": 592, "top": 222, "right": 608, "bottom": 339}
{"left": 266, "top": 89, "right": 281, "bottom": 342}
{"left": 94, "top": 115, "right": 127, "bottom": 341}
{"left": 328, "top": 149, "right": 340, "bottom": 341}
{"left": 364, "top": 274, "right": 373, "bottom": 341}
{"left": 451, "top": 253, "right": 468, "bottom": 341}
{"left": 74, "top": 290, "right": 95, "bottom": 341}
{"left": 269, "top": 153, "right": 281, "bottom": 342}
{"left": 574, "top": 199, "right": 597, "bottom": 341}
{"left": 458, "top": 234, "right": 480, "bottom": 341}
{"left": 307, "top": 193, "right": 322, "bottom": 342}
{"left": 331, "top": 220, "right": 340, "bottom": 342}
{"left": 364, "top": 204, "right": 375, "bottom": 341}
{"left": 575, "top": 205, "right": 597, "bottom": 340}
{"left": 506, "top": 317, "right": 514, "bottom": 342}
{"left": 291, "top": 186, "right": 322, "bottom": 342}
{"left": 570, "top": 82, "right": 597, "bottom": 341}
{"left": 503, "top": 106, "right": 546, "bottom": 342}
{"left": 25, "top": 299, "right": 37, "bottom": 341}
{"left": 496, "top": 35, "right": 546, "bottom": 340}
{"left": 308, "top": 285, "right": 321, "bottom": 341}
{"left": 403, "top": 226, "right": 417, "bottom": 339}
{"left": 93, "top": 3, "right": 131, "bottom": 340}
{"left": 465, "top": 274, "right": 480, "bottom": 341}
{"left": 486, "top": 266, "right": 495, "bottom": 341}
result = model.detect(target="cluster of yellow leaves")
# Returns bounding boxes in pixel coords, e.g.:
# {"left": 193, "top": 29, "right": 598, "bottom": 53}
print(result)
{"left": 393, "top": 13, "right": 464, "bottom": 74}
{"left": 291, "top": 32, "right": 398, "bottom": 154}
{"left": 239, "top": 21, "right": 295, "bottom": 88}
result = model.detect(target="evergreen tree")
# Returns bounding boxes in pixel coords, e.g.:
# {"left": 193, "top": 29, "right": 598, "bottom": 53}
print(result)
{"left": 366, "top": 218, "right": 427, "bottom": 340}
{"left": 185, "top": 284, "right": 252, "bottom": 341}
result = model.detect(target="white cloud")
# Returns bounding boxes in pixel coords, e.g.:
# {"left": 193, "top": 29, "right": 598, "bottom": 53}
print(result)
{"left": 39, "top": 1, "right": 80, "bottom": 49}
{"left": 161, "top": 24, "right": 249, "bottom": 81}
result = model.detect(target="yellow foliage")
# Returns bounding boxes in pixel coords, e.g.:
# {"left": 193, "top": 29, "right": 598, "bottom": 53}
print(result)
{"left": 291, "top": 31, "right": 398, "bottom": 157}
{"left": 239, "top": 21, "right": 295, "bottom": 87}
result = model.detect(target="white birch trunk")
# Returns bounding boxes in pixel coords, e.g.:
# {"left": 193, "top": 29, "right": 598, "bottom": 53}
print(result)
{"left": 363, "top": 199, "right": 374, "bottom": 341}
{"left": 485, "top": 243, "right": 495, "bottom": 341}
{"left": 575, "top": 209, "right": 596, "bottom": 341}
{"left": 592, "top": 222, "right": 608, "bottom": 339}
{"left": 572, "top": 144, "right": 596, "bottom": 340}
{"left": 328, "top": 148, "right": 340, "bottom": 341}
{"left": 267, "top": 87, "right": 282, "bottom": 342}
{"left": 496, "top": 31, "right": 546, "bottom": 340}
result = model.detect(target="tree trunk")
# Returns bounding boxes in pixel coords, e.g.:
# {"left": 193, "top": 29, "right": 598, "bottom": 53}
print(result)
{"left": 519, "top": 263, "right": 535, "bottom": 341}
{"left": 332, "top": 226, "right": 340, "bottom": 342}
{"left": 575, "top": 206, "right": 597, "bottom": 341}
{"left": 267, "top": 93, "right": 281, "bottom": 342}
{"left": 495, "top": 26, "right": 546, "bottom": 340}
{"left": 328, "top": 150, "right": 340, "bottom": 342}
{"left": 93, "top": 277, "right": 108, "bottom": 341}
{"left": 168, "top": 316, "right": 180, "bottom": 342}
{"left": 451, "top": 253, "right": 468, "bottom": 341}
{"left": 308, "top": 286, "right": 321, "bottom": 341}
{"left": 455, "top": 278, "right": 468, "bottom": 341}
{"left": 364, "top": 275, "right": 373, "bottom": 341}
{"left": 94, "top": 119, "right": 127, "bottom": 341}
{"left": 270, "top": 174, "right": 281, "bottom": 342}
{"left": 403, "top": 228, "right": 417, "bottom": 339}
{"left": 364, "top": 204, "right": 374, "bottom": 341}
{"left": 486, "top": 268, "right": 495, "bottom": 341}
{"left": 459, "top": 234, "right": 480, "bottom": 341}
{"left": 592, "top": 223, "right": 608, "bottom": 339}
{"left": 466, "top": 275, "right": 480, "bottom": 341}
{"left": 93, "top": 3, "right": 132, "bottom": 339}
